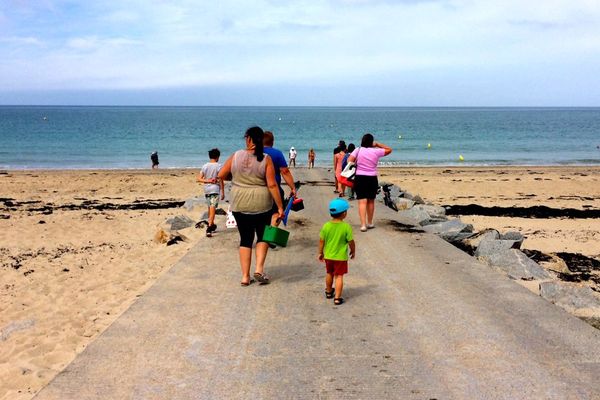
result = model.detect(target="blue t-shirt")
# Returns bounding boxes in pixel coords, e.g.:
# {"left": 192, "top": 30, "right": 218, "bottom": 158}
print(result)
{"left": 263, "top": 147, "right": 288, "bottom": 185}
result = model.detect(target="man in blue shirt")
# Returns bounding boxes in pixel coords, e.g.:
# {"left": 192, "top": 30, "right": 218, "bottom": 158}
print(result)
{"left": 264, "top": 131, "right": 296, "bottom": 226}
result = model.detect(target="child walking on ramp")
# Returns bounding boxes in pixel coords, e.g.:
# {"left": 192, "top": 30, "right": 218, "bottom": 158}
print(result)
{"left": 197, "top": 148, "right": 224, "bottom": 237}
{"left": 318, "top": 198, "right": 355, "bottom": 305}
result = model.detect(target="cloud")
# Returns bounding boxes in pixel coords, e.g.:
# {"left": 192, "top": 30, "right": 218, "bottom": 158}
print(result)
{"left": 0, "top": 0, "right": 599, "bottom": 105}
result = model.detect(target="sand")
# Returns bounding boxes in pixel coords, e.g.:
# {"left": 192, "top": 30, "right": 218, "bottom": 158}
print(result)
{"left": 1, "top": 166, "right": 599, "bottom": 399}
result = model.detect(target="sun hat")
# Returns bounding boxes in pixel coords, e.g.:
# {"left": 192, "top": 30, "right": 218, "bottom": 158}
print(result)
{"left": 329, "top": 198, "right": 349, "bottom": 214}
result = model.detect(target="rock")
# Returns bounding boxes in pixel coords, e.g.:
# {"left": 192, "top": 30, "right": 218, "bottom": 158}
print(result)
{"left": 422, "top": 219, "right": 474, "bottom": 243}
{"left": 462, "top": 229, "right": 500, "bottom": 253}
{"left": 414, "top": 204, "right": 446, "bottom": 219}
{"left": 394, "top": 198, "right": 415, "bottom": 210}
{"left": 500, "top": 231, "right": 524, "bottom": 248}
{"left": 166, "top": 215, "right": 195, "bottom": 231}
{"left": 0, "top": 214, "right": 9, "bottom": 219}
{"left": 412, "top": 195, "right": 425, "bottom": 205}
{"left": 183, "top": 197, "right": 204, "bottom": 213}
{"left": 401, "top": 192, "right": 414, "bottom": 200}
{"left": 475, "top": 239, "right": 521, "bottom": 258}
{"left": 539, "top": 281, "right": 600, "bottom": 313}
{"left": 154, "top": 228, "right": 188, "bottom": 246}
{"left": 396, "top": 207, "right": 432, "bottom": 226}
{"left": 482, "top": 249, "right": 552, "bottom": 280}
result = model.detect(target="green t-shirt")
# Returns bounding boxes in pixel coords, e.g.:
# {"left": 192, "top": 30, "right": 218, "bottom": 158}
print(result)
{"left": 319, "top": 220, "right": 354, "bottom": 261}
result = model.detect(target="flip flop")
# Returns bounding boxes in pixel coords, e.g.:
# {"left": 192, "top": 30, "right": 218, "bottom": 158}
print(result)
{"left": 325, "top": 290, "right": 335, "bottom": 299}
{"left": 240, "top": 279, "right": 255, "bottom": 286}
{"left": 334, "top": 298, "right": 344, "bottom": 305}
{"left": 360, "top": 226, "right": 367, "bottom": 232}
{"left": 253, "top": 272, "right": 270, "bottom": 284}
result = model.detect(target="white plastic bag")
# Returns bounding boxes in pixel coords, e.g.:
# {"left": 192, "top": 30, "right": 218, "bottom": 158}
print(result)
{"left": 226, "top": 206, "right": 237, "bottom": 229}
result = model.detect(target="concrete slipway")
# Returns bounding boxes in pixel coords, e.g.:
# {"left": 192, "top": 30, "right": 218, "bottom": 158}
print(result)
{"left": 35, "top": 169, "right": 600, "bottom": 399}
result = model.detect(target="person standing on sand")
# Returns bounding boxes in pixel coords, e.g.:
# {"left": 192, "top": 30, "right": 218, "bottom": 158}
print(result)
{"left": 308, "top": 148, "right": 316, "bottom": 168}
{"left": 218, "top": 126, "right": 284, "bottom": 286}
{"left": 150, "top": 151, "right": 159, "bottom": 169}
{"left": 264, "top": 131, "right": 296, "bottom": 227}
{"left": 288, "top": 146, "right": 297, "bottom": 167}
{"left": 341, "top": 143, "right": 356, "bottom": 200}
{"left": 334, "top": 143, "right": 347, "bottom": 196}
{"left": 347, "top": 133, "right": 392, "bottom": 232}
{"left": 333, "top": 140, "right": 345, "bottom": 193}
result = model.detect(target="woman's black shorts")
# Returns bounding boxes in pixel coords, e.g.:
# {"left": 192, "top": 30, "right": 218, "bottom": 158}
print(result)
{"left": 354, "top": 175, "right": 379, "bottom": 200}
{"left": 232, "top": 211, "right": 272, "bottom": 248}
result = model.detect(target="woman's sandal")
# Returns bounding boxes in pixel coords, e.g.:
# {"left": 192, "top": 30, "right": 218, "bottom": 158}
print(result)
{"left": 325, "top": 290, "right": 335, "bottom": 299}
{"left": 334, "top": 298, "right": 344, "bottom": 305}
{"left": 253, "top": 272, "right": 270, "bottom": 284}
{"left": 240, "top": 279, "right": 255, "bottom": 287}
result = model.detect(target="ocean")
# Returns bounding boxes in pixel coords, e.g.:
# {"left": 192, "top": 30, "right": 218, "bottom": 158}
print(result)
{"left": 1, "top": 106, "right": 599, "bottom": 169}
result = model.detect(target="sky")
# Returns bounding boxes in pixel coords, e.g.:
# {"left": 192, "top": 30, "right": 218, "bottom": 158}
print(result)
{"left": 1, "top": 0, "right": 599, "bottom": 106}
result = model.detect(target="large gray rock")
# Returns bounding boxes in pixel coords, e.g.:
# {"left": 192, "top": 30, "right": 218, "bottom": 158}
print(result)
{"left": 422, "top": 219, "right": 474, "bottom": 243}
{"left": 166, "top": 215, "right": 195, "bottom": 231}
{"left": 475, "top": 239, "right": 521, "bottom": 258}
{"left": 183, "top": 197, "right": 205, "bottom": 213}
{"left": 414, "top": 204, "right": 446, "bottom": 219}
{"left": 500, "top": 231, "right": 524, "bottom": 248}
{"left": 539, "top": 282, "right": 600, "bottom": 313}
{"left": 482, "top": 249, "right": 552, "bottom": 280}
{"left": 396, "top": 207, "right": 431, "bottom": 226}
{"left": 463, "top": 229, "right": 500, "bottom": 251}
{"left": 400, "top": 191, "right": 414, "bottom": 200}
{"left": 394, "top": 198, "right": 415, "bottom": 210}
{"left": 412, "top": 195, "right": 425, "bottom": 205}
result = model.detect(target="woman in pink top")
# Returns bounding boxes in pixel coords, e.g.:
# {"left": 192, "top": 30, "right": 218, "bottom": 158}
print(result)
{"left": 347, "top": 133, "right": 392, "bottom": 232}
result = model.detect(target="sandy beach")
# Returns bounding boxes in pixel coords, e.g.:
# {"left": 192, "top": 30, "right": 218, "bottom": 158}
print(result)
{"left": 1, "top": 166, "right": 599, "bottom": 399}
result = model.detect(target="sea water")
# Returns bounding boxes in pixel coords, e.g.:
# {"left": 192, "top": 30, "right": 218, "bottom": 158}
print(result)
{"left": 1, "top": 106, "right": 599, "bottom": 169}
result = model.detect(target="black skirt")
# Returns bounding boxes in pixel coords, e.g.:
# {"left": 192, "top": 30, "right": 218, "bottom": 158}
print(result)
{"left": 354, "top": 175, "right": 378, "bottom": 199}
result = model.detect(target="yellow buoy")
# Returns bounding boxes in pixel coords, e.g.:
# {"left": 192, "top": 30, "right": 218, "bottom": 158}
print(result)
{"left": 459, "top": 155, "right": 464, "bottom": 161}
{"left": 427, "top": 143, "right": 432, "bottom": 149}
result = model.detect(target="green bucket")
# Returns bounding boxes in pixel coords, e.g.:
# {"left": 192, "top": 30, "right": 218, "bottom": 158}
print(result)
{"left": 262, "top": 225, "right": 290, "bottom": 247}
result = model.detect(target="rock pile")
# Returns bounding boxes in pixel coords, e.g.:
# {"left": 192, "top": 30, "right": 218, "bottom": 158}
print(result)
{"left": 380, "top": 182, "right": 600, "bottom": 326}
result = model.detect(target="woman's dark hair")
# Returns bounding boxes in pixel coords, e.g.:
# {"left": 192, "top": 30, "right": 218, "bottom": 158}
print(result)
{"left": 361, "top": 133, "right": 374, "bottom": 148}
{"left": 245, "top": 126, "right": 265, "bottom": 162}
{"left": 347, "top": 143, "right": 356, "bottom": 153}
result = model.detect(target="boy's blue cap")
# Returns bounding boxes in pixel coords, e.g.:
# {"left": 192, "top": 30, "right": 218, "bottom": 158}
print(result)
{"left": 329, "top": 198, "right": 349, "bottom": 214}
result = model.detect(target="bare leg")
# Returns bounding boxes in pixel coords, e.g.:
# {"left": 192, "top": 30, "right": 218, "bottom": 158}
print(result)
{"left": 255, "top": 242, "right": 269, "bottom": 275}
{"left": 358, "top": 199, "right": 367, "bottom": 228}
{"left": 326, "top": 273, "right": 334, "bottom": 293}
{"left": 208, "top": 206, "right": 216, "bottom": 226}
{"left": 239, "top": 247, "right": 252, "bottom": 284}
{"left": 367, "top": 199, "right": 375, "bottom": 225}
{"left": 335, "top": 275, "right": 344, "bottom": 299}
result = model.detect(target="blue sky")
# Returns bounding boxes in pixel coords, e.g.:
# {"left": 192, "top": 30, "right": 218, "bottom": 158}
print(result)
{"left": 1, "top": 0, "right": 599, "bottom": 106}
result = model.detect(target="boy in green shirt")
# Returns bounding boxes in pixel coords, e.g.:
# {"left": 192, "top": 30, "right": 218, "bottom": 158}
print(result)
{"left": 318, "top": 198, "right": 356, "bottom": 305}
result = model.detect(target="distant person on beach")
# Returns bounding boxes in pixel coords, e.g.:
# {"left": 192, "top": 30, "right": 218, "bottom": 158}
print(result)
{"left": 264, "top": 131, "right": 296, "bottom": 227}
{"left": 218, "top": 126, "right": 284, "bottom": 286}
{"left": 288, "top": 146, "right": 297, "bottom": 167}
{"left": 197, "top": 148, "right": 224, "bottom": 237}
{"left": 347, "top": 133, "right": 392, "bottom": 232}
{"left": 333, "top": 140, "right": 346, "bottom": 193}
{"left": 341, "top": 143, "right": 356, "bottom": 200}
{"left": 308, "top": 148, "right": 316, "bottom": 168}
{"left": 318, "top": 198, "right": 355, "bottom": 306}
{"left": 150, "top": 151, "right": 159, "bottom": 169}
{"left": 334, "top": 142, "right": 347, "bottom": 196}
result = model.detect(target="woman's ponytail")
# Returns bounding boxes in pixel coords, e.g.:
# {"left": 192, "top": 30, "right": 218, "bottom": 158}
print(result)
{"left": 245, "top": 126, "right": 265, "bottom": 162}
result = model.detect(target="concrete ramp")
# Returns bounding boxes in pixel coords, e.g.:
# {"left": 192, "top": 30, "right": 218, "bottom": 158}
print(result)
{"left": 35, "top": 168, "right": 600, "bottom": 399}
